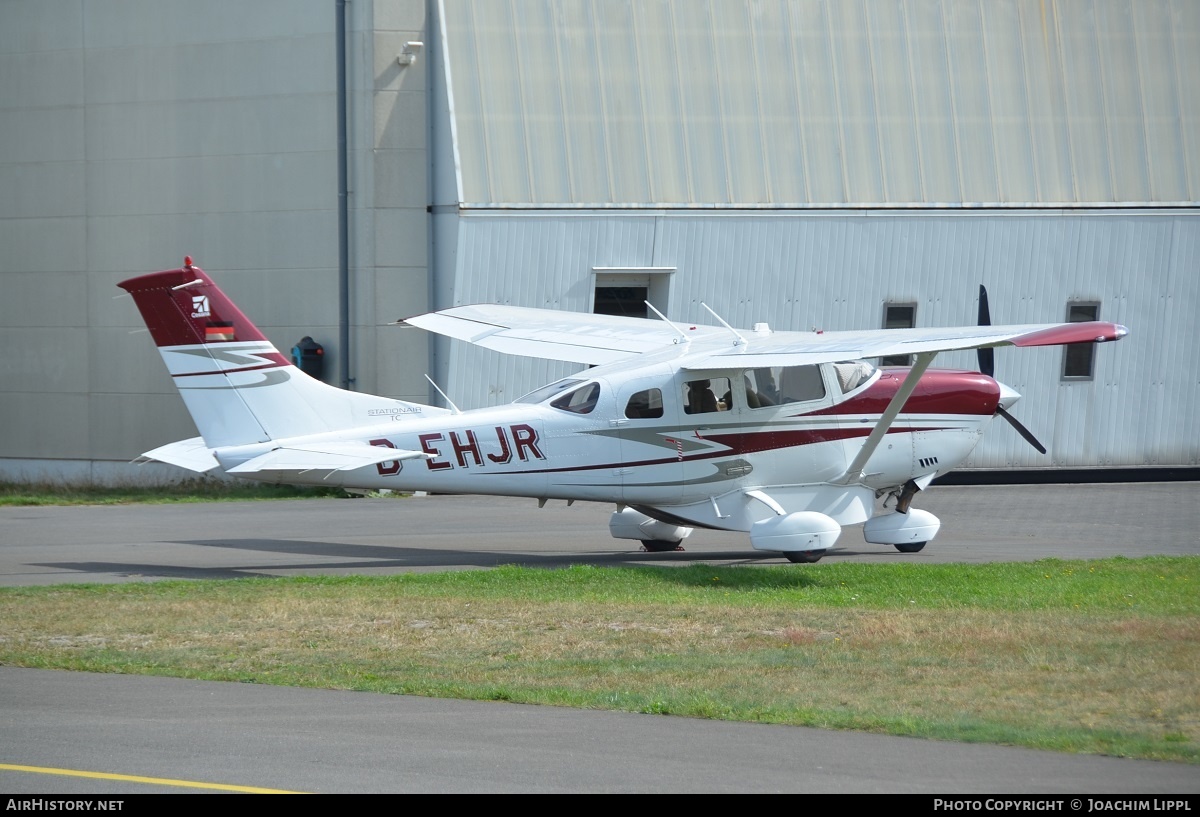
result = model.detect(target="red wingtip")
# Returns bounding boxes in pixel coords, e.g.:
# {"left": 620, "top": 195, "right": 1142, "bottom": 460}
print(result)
{"left": 1011, "top": 321, "right": 1129, "bottom": 348}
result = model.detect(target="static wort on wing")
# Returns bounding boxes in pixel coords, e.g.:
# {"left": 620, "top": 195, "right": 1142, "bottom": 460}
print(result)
{"left": 120, "top": 259, "right": 1126, "bottom": 563}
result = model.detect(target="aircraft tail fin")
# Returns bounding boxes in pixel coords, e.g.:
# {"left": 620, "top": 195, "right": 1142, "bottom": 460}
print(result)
{"left": 120, "top": 258, "right": 446, "bottom": 449}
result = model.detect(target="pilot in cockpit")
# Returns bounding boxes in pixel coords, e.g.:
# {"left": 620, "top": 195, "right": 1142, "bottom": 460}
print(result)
{"left": 684, "top": 379, "right": 719, "bottom": 414}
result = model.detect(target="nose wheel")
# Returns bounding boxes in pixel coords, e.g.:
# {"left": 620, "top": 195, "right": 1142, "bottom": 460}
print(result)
{"left": 894, "top": 541, "right": 927, "bottom": 553}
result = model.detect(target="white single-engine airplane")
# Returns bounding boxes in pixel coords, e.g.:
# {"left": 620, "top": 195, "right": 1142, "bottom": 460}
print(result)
{"left": 120, "top": 258, "right": 1127, "bottom": 563}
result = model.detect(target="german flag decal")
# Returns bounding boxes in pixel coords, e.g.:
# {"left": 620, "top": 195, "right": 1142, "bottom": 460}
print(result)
{"left": 205, "top": 322, "right": 235, "bottom": 342}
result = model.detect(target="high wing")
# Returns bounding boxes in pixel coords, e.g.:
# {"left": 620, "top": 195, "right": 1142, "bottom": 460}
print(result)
{"left": 684, "top": 321, "right": 1129, "bottom": 368}
{"left": 401, "top": 303, "right": 1128, "bottom": 366}
{"left": 400, "top": 304, "right": 727, "bottom": 365}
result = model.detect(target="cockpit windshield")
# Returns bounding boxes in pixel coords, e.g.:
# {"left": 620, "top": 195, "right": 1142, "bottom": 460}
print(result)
{"left": 550, "top": 382, "right": 600, "bottom": 414}
{"left": 515, "top": 378, "right": 584, "bottom": 404}
{"left": 832, "top": 360, "right": 877, "bottom": 393}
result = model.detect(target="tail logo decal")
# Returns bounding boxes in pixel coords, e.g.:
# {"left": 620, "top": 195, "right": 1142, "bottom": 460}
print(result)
{"left": 191, "top": 295, "right": 211, "bottom": 318}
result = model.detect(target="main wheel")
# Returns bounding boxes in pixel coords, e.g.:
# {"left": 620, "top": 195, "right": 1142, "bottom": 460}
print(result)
{"left": 640, "top": 539, "right": 684, "bottom": 552}
{"left": 894, "top": 541, "right": 927, "bottom": 553}
{"left": 784, "top": 549, "right": 828, "bottom": 563}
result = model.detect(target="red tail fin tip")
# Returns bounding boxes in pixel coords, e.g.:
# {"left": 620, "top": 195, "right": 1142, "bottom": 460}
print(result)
{"left": 118, "top": 262, "right": 268, "bottom": 349}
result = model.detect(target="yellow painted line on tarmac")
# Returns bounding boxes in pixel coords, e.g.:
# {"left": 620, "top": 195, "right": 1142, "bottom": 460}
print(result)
{"left": 0, "top": 763, "right": 304, "bottom": 793}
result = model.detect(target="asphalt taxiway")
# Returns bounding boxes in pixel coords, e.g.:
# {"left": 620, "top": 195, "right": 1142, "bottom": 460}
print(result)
{"left": 1, "top": 483, "right": 1197, "bottom": 793}
{"left": 2, "top": 483, "right": 1197, "bottom": 586}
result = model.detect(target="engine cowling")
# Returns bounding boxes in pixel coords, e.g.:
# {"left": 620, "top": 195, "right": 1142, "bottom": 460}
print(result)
{"left": 862, "top": 508, "right": 941, "bottom": 545}
{"left": 609, "top": 508, "right": 693, "bottom": 544}
{"left": 749, "top": 512, "right": 841, "bottom": 553}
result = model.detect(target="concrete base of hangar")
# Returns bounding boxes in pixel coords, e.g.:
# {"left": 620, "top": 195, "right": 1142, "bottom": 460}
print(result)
{"left": 0, "top": 458, "right": 219, "bottom": 488}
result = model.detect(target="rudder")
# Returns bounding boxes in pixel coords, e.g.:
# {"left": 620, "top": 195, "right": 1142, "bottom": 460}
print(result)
{"left": 120, "top": 258, "right": 443, "bottom": 449}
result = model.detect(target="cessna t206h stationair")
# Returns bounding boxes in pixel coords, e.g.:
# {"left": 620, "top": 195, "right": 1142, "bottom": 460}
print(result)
{"left": 120, "top": 259, "right": 1127, "bottom": 563}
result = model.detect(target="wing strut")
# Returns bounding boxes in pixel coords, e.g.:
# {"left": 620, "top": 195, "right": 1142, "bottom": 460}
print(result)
{"left": 836, "top": 351, "right": 937, "bottom": 485}
{"left": 700, "top": 303, "right": 747, "bottom": 346}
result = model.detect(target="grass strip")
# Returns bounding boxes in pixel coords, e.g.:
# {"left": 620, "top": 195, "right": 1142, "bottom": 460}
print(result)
{"left": 2, "top": 557, "right": 1196, "bottom": 763}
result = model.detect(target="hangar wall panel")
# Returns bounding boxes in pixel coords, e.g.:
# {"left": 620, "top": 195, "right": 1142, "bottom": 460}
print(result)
{"left": 441, "top": 0, "right": 1200, "bottom": 207}
{"left": 0, "top": 1, "right": 340, "bottom": 466}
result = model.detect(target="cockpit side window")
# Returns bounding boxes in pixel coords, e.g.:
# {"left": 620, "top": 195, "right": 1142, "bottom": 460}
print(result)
{"left": 550, "top": 382, "right": 600, "bottom": 414}
{"left": 625, "top": 388, "right": 663, "bottom": 419}
{"left": 744, "top": 365, "right": 825, "bottom": 407}
{"left": 683, "top": 377, "right": 730, "bottom": 414}
{"left": 778, "top": 365, "right": 825, "bottom": 403}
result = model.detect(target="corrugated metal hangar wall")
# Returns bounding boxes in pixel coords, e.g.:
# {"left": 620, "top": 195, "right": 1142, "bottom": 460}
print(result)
{"left": 431, "top": 0, "right": 1199, "bottom": 473}
{"left": 0, "top": 0, "right": 1195, "bottom": 481}
{"left": 0, "top": 0, "right": 430, "bottom": 482}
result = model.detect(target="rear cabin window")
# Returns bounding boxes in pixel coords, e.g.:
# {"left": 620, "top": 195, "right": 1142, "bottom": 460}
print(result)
{"left": 625, "top": 388, "right": 664, "bottom": 419}
{"left": 550, "top": 382, "right": 600, "bottom": 414}
{"left": 743, "top": 366, "right": 825, "bottom": 408}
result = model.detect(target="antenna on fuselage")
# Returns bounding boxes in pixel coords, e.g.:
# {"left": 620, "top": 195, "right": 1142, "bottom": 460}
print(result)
{"left": 643, "top": 300, "right": 691, "bottom": 346}
{"left": 424, "top": 374, "right": 461, "bottom": 415}
{"left": 700, "top": 302, "right": 747, "bottom": 346}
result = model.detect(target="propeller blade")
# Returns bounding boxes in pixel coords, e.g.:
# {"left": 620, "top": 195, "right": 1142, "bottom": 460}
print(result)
{"left": 996, "top": 406, "right": 1047, "bottom": 454}
{"left": 977, "top": 285, "right": 994, "bottom": 377}
{"left": 981, "top": 286, "right": 1045, "bottom": 454}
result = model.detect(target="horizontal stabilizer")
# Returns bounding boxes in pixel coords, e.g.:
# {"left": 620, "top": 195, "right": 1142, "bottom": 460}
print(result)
{"left": 227, "top": 442, "right": 430, "bottom": 475}
{"left": 136, "top": 437, "right": 220, "bottom": 473}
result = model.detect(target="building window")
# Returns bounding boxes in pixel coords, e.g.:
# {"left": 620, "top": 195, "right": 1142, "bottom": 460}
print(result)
{"left": 593, "top": 285, "right": 648, "bottom": 318}
{"left": 880, "top": 303, "right": 916, "bottom": 366}
{"left": 1062, "top": 302, "right": 1100, "bottom": 380}
{"left": 592, "top": 267, "right": 675, "bottom": 319}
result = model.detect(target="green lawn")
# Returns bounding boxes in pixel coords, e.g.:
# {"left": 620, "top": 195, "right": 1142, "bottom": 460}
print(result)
{"left": 2, "top": 556, "right": 1196, "bottom": 763}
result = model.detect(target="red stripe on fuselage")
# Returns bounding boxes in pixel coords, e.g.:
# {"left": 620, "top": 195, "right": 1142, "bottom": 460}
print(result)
{"left": 478, "top": 425, "right": 951, "bottom": 476}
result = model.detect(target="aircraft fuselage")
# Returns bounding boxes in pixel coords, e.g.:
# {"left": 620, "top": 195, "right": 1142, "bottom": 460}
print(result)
{"left": 215, "top": 362, "right": 998, "bottom": 531}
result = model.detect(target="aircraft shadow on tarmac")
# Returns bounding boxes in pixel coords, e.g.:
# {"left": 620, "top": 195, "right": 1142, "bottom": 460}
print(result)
{"left": 26, "top": 536, "right": 908, "bottom": 581}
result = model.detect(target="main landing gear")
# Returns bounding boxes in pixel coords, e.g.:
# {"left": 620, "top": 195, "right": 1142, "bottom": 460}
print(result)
{"left": 784, "top": 549, "right": 828, "bottom": 564}
{"left": 640, "top": 539, "right": 685, "bottom": 552}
